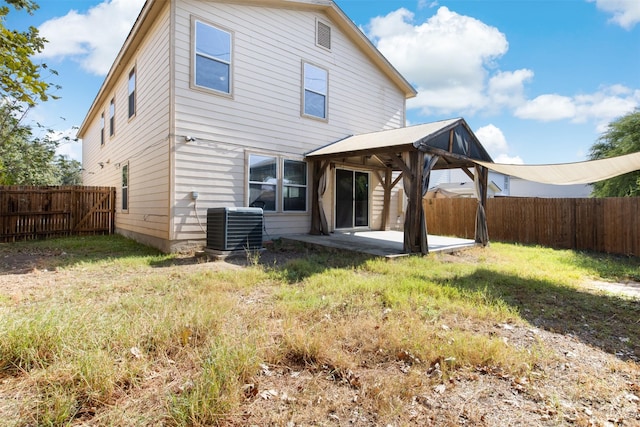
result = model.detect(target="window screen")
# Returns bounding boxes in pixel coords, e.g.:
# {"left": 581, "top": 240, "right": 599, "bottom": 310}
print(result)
{"left": 195, "top": 21, "right": 232, "bottom": 94}
{"left": 303, "top": 63, "right": 327, "bottom": 119}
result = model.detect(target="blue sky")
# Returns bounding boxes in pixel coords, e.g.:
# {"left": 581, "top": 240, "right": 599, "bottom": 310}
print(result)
{"left": 7, "top": 0, "right": 640, "bottom": 165}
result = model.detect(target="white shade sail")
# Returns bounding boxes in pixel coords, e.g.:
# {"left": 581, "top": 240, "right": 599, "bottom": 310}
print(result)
{"left": 474, "top": 151, "right": 640, "bottom": 185}
{"left": 306, "top": 118, "right": 639, "bottom": 186}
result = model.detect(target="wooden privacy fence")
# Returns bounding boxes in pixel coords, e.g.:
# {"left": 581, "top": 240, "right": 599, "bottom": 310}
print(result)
{"left": 0, "top": 186, "right": 116, "bottom": 243}
{"left": 424, "top": 197, "right": 640, "bottom": 257}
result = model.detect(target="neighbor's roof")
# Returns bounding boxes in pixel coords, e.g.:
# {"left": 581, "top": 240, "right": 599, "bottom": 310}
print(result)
{"left": 78, "top": 0, "right": 416, "bottom": 138}
{"left": 306, "top": 118, "right": 493, "bottom": 163}
{"left": 429, "top": 181, "right": 502, "bottom": 195}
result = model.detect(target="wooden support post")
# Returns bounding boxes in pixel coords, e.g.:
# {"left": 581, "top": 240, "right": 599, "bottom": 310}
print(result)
{"left": 403, "top": 151, "right": 425, "bottom": 254}
{"left": 402, "top": 153, "right": 415, "bottom": 253}
{"left": 416, "top": 153, "right": 427, "bottom": 254}
{"left": 474, "top": 165, "right": 490, "bottom": 246}
{"left": 481, "top": 166, "right": 488, "bottom": 208}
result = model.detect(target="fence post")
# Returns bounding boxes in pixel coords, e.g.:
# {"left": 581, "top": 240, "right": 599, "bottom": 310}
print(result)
{"left": 70, "top": 186, "right": 76, "bottom": 234}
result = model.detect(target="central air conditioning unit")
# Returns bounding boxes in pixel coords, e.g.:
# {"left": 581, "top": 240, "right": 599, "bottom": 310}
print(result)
{"left": 206, "top": 207, "right": 263, "bottom": 251}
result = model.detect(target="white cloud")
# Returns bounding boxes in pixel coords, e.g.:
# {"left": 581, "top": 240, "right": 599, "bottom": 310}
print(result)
{"left": 475, "top": 124, "right": 508, "bottom": 154}
{"left": 368, "top": 6, "right": 639, "bottom": 134}
{"left": 514, "top": 94, "right": 577, "bottom": 121}
{"left": 367, "top": 7, "right": 508, "bottom": 115}
{"left": 418, "top": 0, "right": 439, "bottom": 9}
{"left": 487, "top": 69, "right": 534, "bottom": 110}
{"left": 474, "top": 124, "right": 523, "bottom": 164}
{"left": 573, "top": 86, "right": 640, "bottom": 127}
{"left": 493, "top": 153, "right": 524, "bottom": 164}
{"left": 407, "top": 84, "right": 485, "bottom": 115}
{"left": 588, "top": 0, "right": 640, "bottom": 29}
{"left": 37, "top": 0, "right": 146, "bottom": 75}
{"left": 514, "top": 86, "right": 640, "bottom": 127}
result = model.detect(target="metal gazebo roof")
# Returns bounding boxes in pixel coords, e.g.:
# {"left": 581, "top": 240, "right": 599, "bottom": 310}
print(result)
{"left": 306, "top": 118, "right": 492, "bottom": 254}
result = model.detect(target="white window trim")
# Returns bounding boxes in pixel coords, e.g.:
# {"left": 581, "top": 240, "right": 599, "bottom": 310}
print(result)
{"left": 128, "top": 66, "right": 137, "bottom": 120}
{"left": 121, "top": 161, "right": 130, "bottom": 213}
{"left": 301, "top": 61, "right": 329, "bottom": 122}
{"left": 109, "top": 98, "right": 115, "bottom": 137}
{"left": 246, "top": 152, "right": 309, "bottom": 214}
{"left": 100, "top": 112, "right": 105, "bottom": 146}
{"left": 191, "top": 16, "right": 234, "bottom": 97}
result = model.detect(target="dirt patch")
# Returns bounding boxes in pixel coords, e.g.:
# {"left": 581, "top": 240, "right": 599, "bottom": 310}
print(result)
{"left": 584, "top": 279, "right": 640, "bottom": 300}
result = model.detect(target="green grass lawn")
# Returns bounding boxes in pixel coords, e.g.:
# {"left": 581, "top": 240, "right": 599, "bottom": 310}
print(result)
{"left": 0, "top": 236, "right": 638, "bottom": 426}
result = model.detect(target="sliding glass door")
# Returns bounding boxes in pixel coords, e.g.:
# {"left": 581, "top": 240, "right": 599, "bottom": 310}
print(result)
{"left": 335, "top": 169, "right": 369, "bottom": 229}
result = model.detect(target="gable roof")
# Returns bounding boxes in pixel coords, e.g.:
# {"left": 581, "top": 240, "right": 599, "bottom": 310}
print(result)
{"left": 78, "top": 0, "right": 416, "bottom": 138}
{"left": 306, "top": 118, "right": 493, "bottom": 164}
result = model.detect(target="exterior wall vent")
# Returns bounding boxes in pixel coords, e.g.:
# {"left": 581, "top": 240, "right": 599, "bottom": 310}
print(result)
{"left": 317, "top": 20, "right": 331, "bottom": 50}
{"left": 206, "top": 207, "right": 263, "bottom": 251}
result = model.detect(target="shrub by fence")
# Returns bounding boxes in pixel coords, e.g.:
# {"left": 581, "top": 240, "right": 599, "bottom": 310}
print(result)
{"left": 424, "top": 197, "right": 640, "bottom": 257}
{"left": 0, "top": 186, "right": 116, "bottom": 243}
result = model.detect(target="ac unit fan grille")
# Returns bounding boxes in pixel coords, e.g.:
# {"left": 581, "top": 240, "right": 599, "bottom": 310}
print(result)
{"left": 206, "top": 208, "right": 263, "bottom": 251}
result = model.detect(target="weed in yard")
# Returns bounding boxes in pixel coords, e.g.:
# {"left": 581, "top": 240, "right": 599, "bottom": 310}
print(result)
{"left": 1, "top": 307, "right": 77, "bottom": 373}
{"left": 1, "top": 262, "right": 258, "bottom": 425}
{"left": 2, "top": 235, "right": 639, "bottom": 425}
{"left": 29, "top": 383, "right": 80, "bottom": 426}
{"left": 168, "top": 336, "right": 260, "bottom": 426}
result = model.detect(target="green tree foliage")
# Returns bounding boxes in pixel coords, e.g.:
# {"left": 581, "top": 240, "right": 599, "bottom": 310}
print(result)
{"left": 0, "top": 1, "right": 81, "bottom": 186}
{"left": 56, "top": 156, "right": 83, "bottom": 185}
{"left": 0, "top": 0, "right": 56, "bottom": 107}
{"left": 0, "top": 104, "right": 82, "bottom": 185}
{"left": 0, "top": 104, "right": 58, "bottom": 184}
{"left": 589, "top": 110, "right": 640, "bottom": 197}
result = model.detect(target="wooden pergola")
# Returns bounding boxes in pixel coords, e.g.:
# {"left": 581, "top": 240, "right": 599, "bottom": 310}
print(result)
{"left": 306, "top": 118, "right": 494, "bottom": 254}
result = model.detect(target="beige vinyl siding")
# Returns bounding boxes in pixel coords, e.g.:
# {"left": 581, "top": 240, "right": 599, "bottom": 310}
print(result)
{"left": 370, "top": 173, "right": 385, "bottom": 230}
{"left": 82, "top": 3, "right": 172, "bottom": 244}
{"left": 81, "top": 118, "right": 103, "bottom": 183}
{"left": 172, "top": 1, "right": 406, "bottom": 240}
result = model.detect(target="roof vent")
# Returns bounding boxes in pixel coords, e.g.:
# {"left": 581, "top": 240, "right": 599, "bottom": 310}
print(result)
{"left": 317, "top": 21, "right": 331, "bottom": 50}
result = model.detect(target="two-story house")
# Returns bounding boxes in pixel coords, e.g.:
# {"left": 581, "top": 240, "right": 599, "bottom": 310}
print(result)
{"left": 78, "top": 0, "right": 494, "bottom": 253}
{"left": 77, "top": 0, "right": 419, "bottom": 252}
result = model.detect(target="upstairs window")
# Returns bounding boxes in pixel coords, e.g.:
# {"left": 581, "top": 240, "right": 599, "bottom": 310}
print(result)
{"left": 100, "top": 113, "right": 105, "bottom": 146}
{"left": 128, "top": 68, "right": 136, "bottom": 118}
{"left": 109, "top": 98, "right": 115, "bottom": 136}
{"left": 303, "top": 62, "right": 328, "bottom": 119}
{"left": 194, "top": 20, "right": 232, "bottom": 94}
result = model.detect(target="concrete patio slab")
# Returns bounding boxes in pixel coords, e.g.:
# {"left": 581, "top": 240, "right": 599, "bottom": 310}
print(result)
{"left": 281, "top": 231, "right": 477, "bottom": 258}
